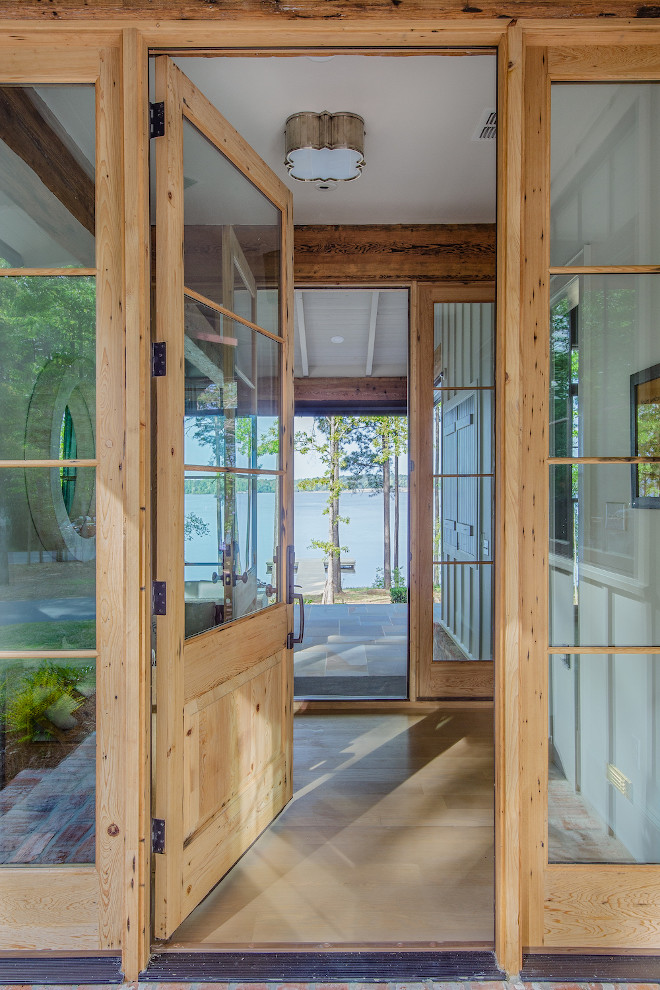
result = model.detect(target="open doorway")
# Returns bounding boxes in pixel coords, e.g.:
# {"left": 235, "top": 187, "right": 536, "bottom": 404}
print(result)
{"left": 292, "top": 287, "right": 409, "bottom": 700}
{"left": 150, "top": 49, "right": 497, "bottom": 951}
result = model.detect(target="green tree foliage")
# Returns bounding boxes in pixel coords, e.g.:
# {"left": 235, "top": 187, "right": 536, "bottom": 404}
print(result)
{"left": 344, "top": 415, "right": 408, "bottom": 590}
{"left": 295, "top": 417, "right": 352, "bottom": 603}
{"left": 4, "top": 660, "right": 95, "bottom": 743}
{"left": 0, "top": 274, "right": 96, "bottom": 584}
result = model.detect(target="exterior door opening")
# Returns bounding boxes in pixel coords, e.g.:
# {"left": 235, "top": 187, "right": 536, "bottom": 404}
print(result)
{"left": 150, "top": 49, "right": 497, "bottom": 950}
{"left": 292, "top": 287, "right": 409, "bottom": 701}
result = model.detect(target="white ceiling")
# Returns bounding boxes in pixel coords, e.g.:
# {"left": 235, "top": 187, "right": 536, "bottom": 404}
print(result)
{"left": 294, "top": 289, "right": 408, "bottom": 378}
{"left": 173, "top": 54, "right": 497, "bottom": 226}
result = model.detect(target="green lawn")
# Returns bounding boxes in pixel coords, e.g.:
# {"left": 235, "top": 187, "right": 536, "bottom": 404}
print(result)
{"left": 0, "top": 620, "right": 95, "bottom": 652}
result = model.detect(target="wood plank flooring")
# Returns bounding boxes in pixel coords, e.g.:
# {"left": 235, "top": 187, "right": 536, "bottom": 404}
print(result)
{"left": 169, "top": 709, "right": 495, "bottom": 947}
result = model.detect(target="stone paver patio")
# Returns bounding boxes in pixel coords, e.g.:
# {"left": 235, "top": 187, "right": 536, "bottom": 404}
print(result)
{"left": 0, "top": 731, "right": 95, "bottom": 864}
{"left": 293, "top": 603, "right": 408, "bottom": 698}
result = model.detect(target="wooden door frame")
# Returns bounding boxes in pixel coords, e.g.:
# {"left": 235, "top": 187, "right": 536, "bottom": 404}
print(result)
{"left": 151, "top": 53, "right": 295, "bottom": 940}
{"left": 290, "top": 278, "right": 497, "bottom": 713}
{"left": 0, "top": 33, "right": 129, "bottom": 958}
{"left": 413, "top": 282, "right": 497, "bottom": 702}
{"left": 519, "top": 38, "right": 660, "bottom": 955}
{"left": 3, "top": 16, "right": 660, "bottom": 983}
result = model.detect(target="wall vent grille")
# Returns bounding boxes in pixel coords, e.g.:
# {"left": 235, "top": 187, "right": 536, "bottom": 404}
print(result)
{"left": 607, "top": 762, "right": 633, "bottom": 801}
{"left": 473, "top": 109, "right": 497, "bottom": 141}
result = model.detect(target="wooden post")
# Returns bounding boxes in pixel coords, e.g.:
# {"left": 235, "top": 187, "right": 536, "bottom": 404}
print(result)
{"left": 121, "top": 26, "right": 152, "bottom": 980}
{"left": 494, "top": 19, "right": 523, "bottom": 979}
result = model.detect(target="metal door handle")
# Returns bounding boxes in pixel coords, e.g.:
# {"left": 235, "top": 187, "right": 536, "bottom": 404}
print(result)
{"left": 292, "top": 592, "right": 305, "bottom": 645}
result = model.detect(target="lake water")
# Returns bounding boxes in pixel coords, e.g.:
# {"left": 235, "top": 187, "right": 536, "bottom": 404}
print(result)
{"left": 184, "top": 489, "right": 409, "bottom": 589}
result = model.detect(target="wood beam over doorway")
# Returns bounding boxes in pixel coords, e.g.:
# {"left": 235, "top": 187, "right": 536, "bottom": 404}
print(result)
{"left": 294, "top": 375, "right": 406, "bottom": 415}
{"left": 294, "top": 223, "right": 496, "bottom": 284}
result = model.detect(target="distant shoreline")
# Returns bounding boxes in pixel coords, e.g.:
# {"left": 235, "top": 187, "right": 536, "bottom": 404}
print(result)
{"left": 295, "top": 487, "right": 409, "bottom": 494}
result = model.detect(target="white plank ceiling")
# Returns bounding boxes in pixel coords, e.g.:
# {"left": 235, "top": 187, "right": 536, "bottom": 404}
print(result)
{"left": 294, "top": 289, "right": 408, "bottom": 378}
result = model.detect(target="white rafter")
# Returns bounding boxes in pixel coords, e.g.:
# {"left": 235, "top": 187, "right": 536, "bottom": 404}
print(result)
{"left": 365, "top": 290, "right": 379, "bottom": 377}
{"left": 296, "top": 290, "right": 309, "bottom": 378}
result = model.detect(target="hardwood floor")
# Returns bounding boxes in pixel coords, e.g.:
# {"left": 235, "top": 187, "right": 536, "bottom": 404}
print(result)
{"left": 169, "top": 709, "right": 495, "bottom": 946}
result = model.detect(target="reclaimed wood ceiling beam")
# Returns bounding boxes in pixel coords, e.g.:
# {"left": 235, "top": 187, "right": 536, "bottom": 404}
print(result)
{"left": 0, "top": 2, "right": 652, "bottom": 19}
{"left": 0, "top": 87, "right": 95, "bottom": 237}
{"left": 294, "top": 223, "right": 496, "bottom": 283}
{"left": 183, "top": 223, "right": 496, "bottom": 286}
{"left": 295, "top": 375, "right": 406, "bottom": 415}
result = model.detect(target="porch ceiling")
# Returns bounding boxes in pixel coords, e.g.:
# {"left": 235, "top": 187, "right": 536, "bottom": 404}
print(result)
{"left": 294, "top": 287, "right": 408, "bottom": 379}
{"left": 173, "top": 53, "right": 497, "bottom": 226}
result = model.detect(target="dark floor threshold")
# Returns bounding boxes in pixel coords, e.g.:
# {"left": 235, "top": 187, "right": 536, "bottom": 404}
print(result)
{"left": 0, "top": 954, "right": 123, "bottom": 984}
{"left": 522, "top": 952, "right": 660, "bottom": 983}
{"left": 294, "top": 675, "right": 408, "bottom": 698}
{"left": 141, "top": 949, "right": 504, "bottom": 982}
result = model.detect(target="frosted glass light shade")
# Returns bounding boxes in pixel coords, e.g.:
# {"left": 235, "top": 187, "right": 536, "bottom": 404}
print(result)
{"left": 285, "top": 111, "right": 365, "bottom": 183}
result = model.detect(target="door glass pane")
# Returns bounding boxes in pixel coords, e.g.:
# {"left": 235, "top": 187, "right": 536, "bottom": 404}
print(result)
{"left": 0, "top": 85, "right": 95, "bottom": 269}
{"left": 184, "top": 296, "right": 280, "bottom": 471}
{"left": 433, "top": 302, "right": 494, "bottom": 388}
{"left": 550, "top": 464, "right": 659, "bottom": 647}
{"left": 184, "top": 470, "right": 279, "bottom": 639}
{"left": 0, "top": 655, "right": 96, "bottom": 864}
{"left": 434, "top": 477, "right": 493, "bottom": 562}
{"left": 0, "top": 467, "right": 96, "bottom": 652}
{"left": 551, "top": 83, "right": 660, "bottom": 267}
{"left": 550, "top": 274, "right": 660, "bottom": 457}
{"left": 183, "top": 117, "right": 280, "bottom": 336}
{"left": 549, "top": 653, "right": 660, "bottom": 863}
{"left": 433, "top": 563, "right": 493, "bottom": 662}
{"left": 0, "top": 275, "right": 96, "bottom": 460}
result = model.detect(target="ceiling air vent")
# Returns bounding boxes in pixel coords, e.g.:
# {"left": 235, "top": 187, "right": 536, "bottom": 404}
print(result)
{"left": 472, "top": 109, "right": 497, "bottom": 142}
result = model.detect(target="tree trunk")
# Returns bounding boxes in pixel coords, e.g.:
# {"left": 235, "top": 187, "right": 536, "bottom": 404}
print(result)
{"left": 383, "top": 453, "right": 391, "bottom": 590}
{"left": 322, "top": 500, "right": 334, "bottom": 604}
{"left": 0, "top": 500, "right": 9, "bottom": 586}
{"left": 393, "top": 453, "right": 400, "bottom": 581}
{"left": 434, "top": 403, "right": 440, "bottom": 588}
{"left": 331, "top": 417, "right": 342, "bottom": 594}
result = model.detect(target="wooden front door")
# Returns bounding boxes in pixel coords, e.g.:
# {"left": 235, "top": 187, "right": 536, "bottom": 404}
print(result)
{"left": 415, "top": 284, "right": 496, "bottom": 700}
{"left": 152, "top": 56, "right": 295, "bottom": 940}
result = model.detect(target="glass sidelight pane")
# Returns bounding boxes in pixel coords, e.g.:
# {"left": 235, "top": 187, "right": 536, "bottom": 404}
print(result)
{"left": 432, "top": 563, "right": 493, "bottom": 662}
{"left": 551, "top": 83, "right": 660, "bottom": 267}
{"left": 548, "top": 653, "right": 660, "bottom": 864}
{"left": 433, "top": 302, "right": 494, "bottom": 388}
{"left": 0, "top": 85, "right": 95, "bottom": 270}
{"left": 184, "top": 471, "right": 279, "bottom": 639}
{"left": 549, "top": 464, "right": 660, "bottom": 647}
{"left": 550, "top": 274, "right": 660, "bottom": 458}
{"left": 433, "top": 389, "right": 495, "bottom": 475}
{"left": 433, "top": 477, "right": 493, "bottom": 563}
{"left": 0, "top": 467, "right": 96, "bottom": 652}
{"left": 183, "top": 296, "right": 280, "bottom": 471}
{"left": 183, "top": 117, "right": 281, "bottom": 336}
{"left": 0, "top": 655, "right": 96, "bottom": 864}
{"left": 0, "top": 275, "right": 96, "bottom": 460}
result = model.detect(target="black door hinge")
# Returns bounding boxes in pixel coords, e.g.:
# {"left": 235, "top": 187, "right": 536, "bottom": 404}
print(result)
{"left": 286, "top": 631, "right": 294, "bottom": 650}
{"left": 151, "top": 818, "right": 165, "bottom": 854}
{"left": 149, "top": 101, "right": 165, "bottom": 139}
{"left": 152, "top": 341, "right": 167, "bottom": 377}
{"left": 152, "top": 581, "right": 167, "bottom": 616}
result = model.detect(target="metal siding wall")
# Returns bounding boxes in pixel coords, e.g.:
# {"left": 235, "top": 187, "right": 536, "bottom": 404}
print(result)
{"left": 437, "top": 302, "right": 494, "bottom": 662}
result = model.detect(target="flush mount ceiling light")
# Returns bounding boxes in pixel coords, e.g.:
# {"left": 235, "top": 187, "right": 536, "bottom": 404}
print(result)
{"left": 285, "top": 111, "right": 365, "bottom": 186}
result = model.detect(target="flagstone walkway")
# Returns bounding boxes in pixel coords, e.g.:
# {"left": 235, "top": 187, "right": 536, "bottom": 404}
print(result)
{"left": 293, "top": 603, "right": 408, "bottom": 697}
{"left": 0, "top": 731, "right": 95, "bottom": 864}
